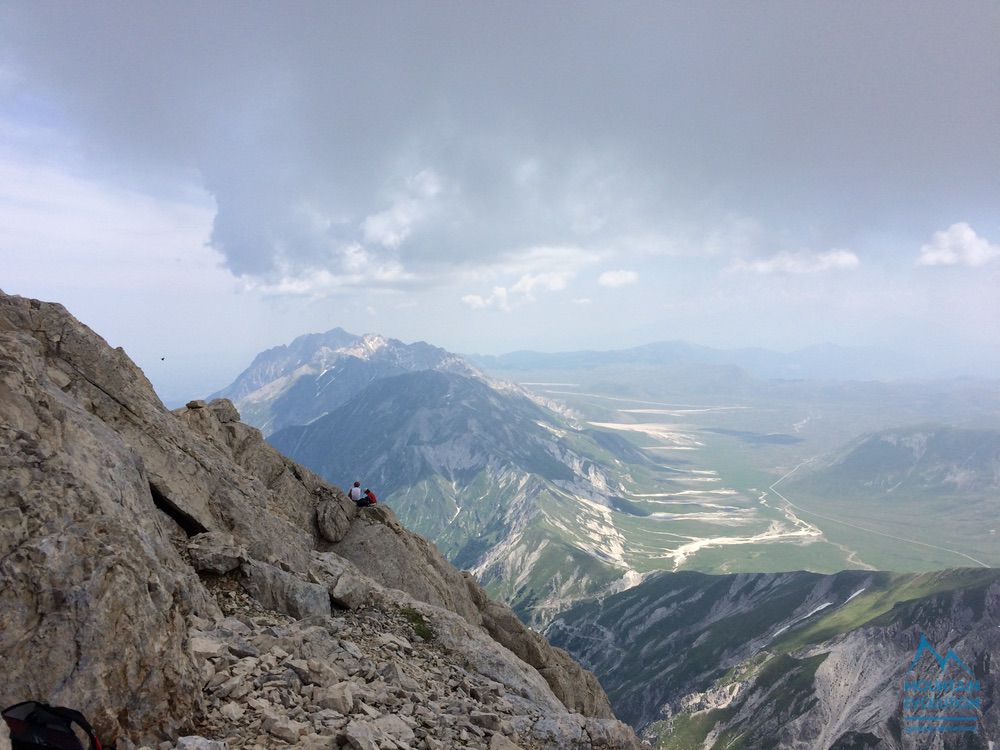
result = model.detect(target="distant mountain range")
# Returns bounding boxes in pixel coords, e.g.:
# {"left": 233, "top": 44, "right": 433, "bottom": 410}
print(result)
{"left": 211, "top": 327, "right": 1000, "bottom": 746}
{"left": 548, "top": 567, "right": 1000, "bottom": 746}
{"left": 468, "top": 340, "right": 926, "bottom": 381}
{"left": 268, "top": 369, "right": 642, "bottom": 559}
{"left": 788, "top": 424, "right": 1000, "bottom": 497}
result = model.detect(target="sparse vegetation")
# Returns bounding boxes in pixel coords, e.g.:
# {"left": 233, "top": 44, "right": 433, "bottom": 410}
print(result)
{"left": 400, "top": 606, "right": 436, "bottom": 641}
{"left": 660, "top": 707, "right": 735, "bottom": 750}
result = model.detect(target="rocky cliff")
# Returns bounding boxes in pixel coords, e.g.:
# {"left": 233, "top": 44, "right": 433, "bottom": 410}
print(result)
{"left": 0, "top": 292, "right": 641, "bottom": 749}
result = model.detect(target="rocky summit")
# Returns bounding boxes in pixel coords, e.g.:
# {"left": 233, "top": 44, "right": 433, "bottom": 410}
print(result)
{"left": 0, "top": 291, "right": 642, "bottom": 750}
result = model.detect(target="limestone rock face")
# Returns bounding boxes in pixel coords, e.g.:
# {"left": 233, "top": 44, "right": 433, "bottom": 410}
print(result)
{"left": 309, "top": 552, "right": 374, "bottom": 610}
{"left": 187, "top": 582, "right": 642, "bottom": 750}
{"left": 327, "top": 504, "right": 617, "bottom": 717}
{"left": 329, "top": 505, "right": 484, "bottom": 624}
{"left": 464, "top": 576, "right": 616, "bottom": 719}
{"left": 0, "top": 292, "right": 637, "bottom": 749}
{"left": 0, "top": 296, "right": 219, "bottom": 740}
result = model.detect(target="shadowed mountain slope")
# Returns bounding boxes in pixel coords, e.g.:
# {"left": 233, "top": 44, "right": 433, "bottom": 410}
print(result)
{"left": 548, "top": 567, "right": 1000, "bottom": 747}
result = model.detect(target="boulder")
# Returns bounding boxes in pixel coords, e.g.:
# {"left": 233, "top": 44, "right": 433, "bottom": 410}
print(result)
{"left": 263, "top": 714, "right": 308, "bottom": 743}
{"left": 309, "top": 552, "right": 373, "bottom": 610}
{"left": 174, "top": 738, "right": 229, "bottom": 750}
{"left": 338, "top": 719, "right": 377, "bottom": 750}
{"left": 531, "top": 714, "right": 586, "bottom": 746}
{"left": 489, "top": 734, "right": 523, "bottom": 750}
{"left": 373, "top": 713, "right": 415, "bottom": 743}
{"left": 330, "top": 572, "right": 370, "bottom": 610}
{"left": 186, "top": 531, "right": 245, "bottom": 575}
{"left": 315, "top": 681, "right": 355, "bottom": 715}
{"left": 316, "top": 495, "right": 353, "bottom": 543}
{"left": 241, "top": 560, "right": 331, "bottom": 620}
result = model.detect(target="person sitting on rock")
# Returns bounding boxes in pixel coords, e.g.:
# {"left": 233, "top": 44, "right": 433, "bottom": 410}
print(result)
{"left": 363, "top": 488, "right": 377, "bottom": 506}
{"left": 347, "top": 481, "right": 363, "bottom": 506}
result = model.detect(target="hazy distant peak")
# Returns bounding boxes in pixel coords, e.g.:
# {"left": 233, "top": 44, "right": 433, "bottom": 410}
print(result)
{"left": 237, "top": 328, "right": 361, "bottom": 376}
{"left": 213, "top": 326, "right": 485, "bottom": 435}
{"left": 284, "top": 327, "right": 361, "bottom": 354}
{"left": 793, "top": 423, "right": 1000, "bottom": 496}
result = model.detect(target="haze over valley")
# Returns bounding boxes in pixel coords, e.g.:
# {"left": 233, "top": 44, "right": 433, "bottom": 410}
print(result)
{"left": 207, "top": 327, "right": 1000, "bottom": 627}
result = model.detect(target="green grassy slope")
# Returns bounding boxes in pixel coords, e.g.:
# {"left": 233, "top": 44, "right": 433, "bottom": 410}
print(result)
{"left": 547, "top": 567, "right": 1000, "bottom": 741}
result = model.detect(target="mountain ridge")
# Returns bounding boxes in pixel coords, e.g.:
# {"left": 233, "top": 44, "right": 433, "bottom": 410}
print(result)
{"left": 548, "top": 567, "right": 1000, "bottom": 747}
{"left": 778, "top": 424, "right": 1000, "bottom": 570}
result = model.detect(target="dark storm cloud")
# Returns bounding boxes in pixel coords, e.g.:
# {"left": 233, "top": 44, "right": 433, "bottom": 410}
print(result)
{"left": 3, "top": 0, "right": 998, "bottom": 288}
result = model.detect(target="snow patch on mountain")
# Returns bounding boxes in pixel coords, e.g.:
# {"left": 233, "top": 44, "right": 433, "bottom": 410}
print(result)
{"left": 771, "top": 601, "right": 834, "bottom": 638}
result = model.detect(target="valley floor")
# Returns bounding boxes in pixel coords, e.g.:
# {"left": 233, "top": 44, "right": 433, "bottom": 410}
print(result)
{"left": 517, "top": 384, "right": 1000, "bottom": 591}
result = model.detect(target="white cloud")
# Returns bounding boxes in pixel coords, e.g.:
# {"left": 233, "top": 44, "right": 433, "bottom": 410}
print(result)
{"left": 460, "top": 244, "right": 599, "bottom": 311}
{"left": 729, "top": 249, "right": 859, "bottom": 274}
{"left": 0, "top": 140, "right": 218, "bottom": 288}
{"left": 514, "top": 158, "right": 541, "bottom": 186}
{"left": 598, "top": 269, "right": 639, "bottom": 287}
{"left": 361, "top": 169, "right": 443, "bottom": 249}
{"left": 461, "top": 271, "right": 574, "bottom": 312}
{"left": 243, "top": 252, "right": 418, "bottom": 296}
{"left": 461, "top": 286, "right": 510, "bottom": 311}
{"left": 510, "top": 271, "right": 572, "bottom": 296}
{"left": 917, "top": 223, "right": 1000, "bottom": 267}
{"left": 573, "top": 297, "right": 592, "bottom": 305}
{"left": 492, "top": 245, "right": 603, "bottom": 277}
{"left": 702, "top": 215, "right": 765, "bottom": 258}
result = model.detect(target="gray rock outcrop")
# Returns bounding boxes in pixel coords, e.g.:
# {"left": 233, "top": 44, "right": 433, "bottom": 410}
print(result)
{"left": 0, "top": 291, "right": 639, "bottom": 749}
{"left": 325, "top": 503, "right": 615, "bottom": 717}
{"left": 0, "top": 296, "right": 218, "bottom": 739}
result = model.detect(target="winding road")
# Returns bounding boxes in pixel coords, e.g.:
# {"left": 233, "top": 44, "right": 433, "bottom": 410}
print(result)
{"left": 769, "top": 460, "right": 990, "bottom": 569}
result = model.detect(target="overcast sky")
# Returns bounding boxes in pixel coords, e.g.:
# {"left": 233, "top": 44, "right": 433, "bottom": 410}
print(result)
{"left": 2, "top": 1, "right": 998, "bottom": 401}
